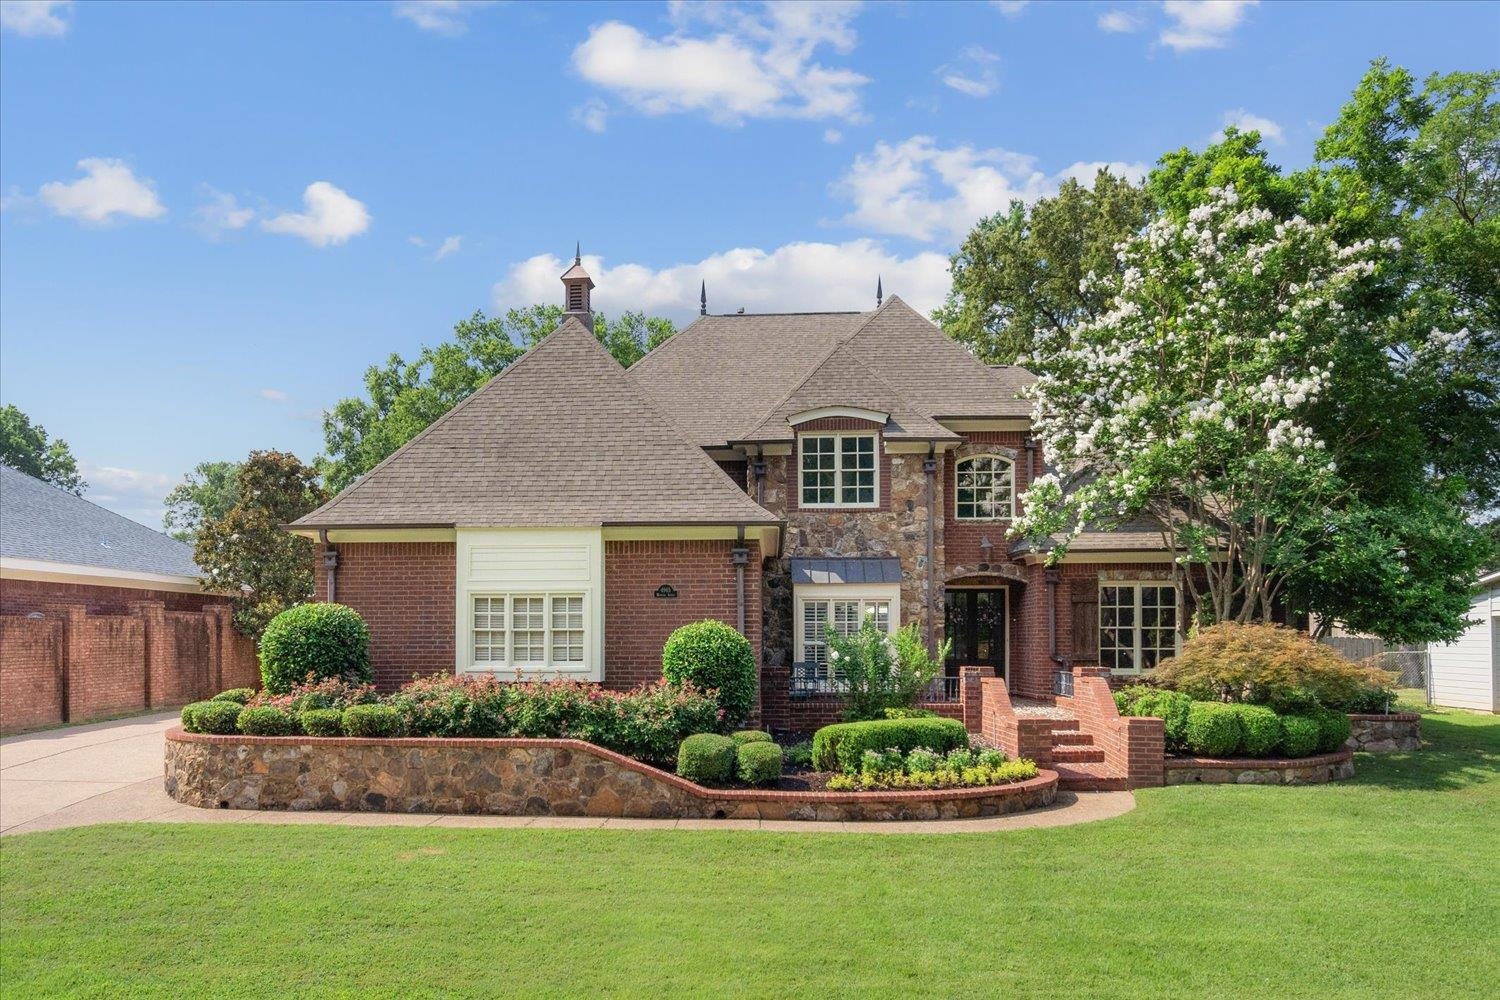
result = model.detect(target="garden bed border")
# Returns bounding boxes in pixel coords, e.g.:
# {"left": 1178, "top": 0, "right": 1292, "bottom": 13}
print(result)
{"left": 164, "top": 728, "right": 1059, "bottom": 822}
{"left": 1163, "top": 748, "right": 1355, "bottom": 785}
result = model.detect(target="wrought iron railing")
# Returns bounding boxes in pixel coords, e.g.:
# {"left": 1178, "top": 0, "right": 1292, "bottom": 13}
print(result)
{"left": 922, "top": 676, "right": 961, "bottom": 703}
{"left": 1053, "top": 669, "right": 1074, "bottom": 697}
{"left": 789, "top": 662, "right": 847, "bottom": 696}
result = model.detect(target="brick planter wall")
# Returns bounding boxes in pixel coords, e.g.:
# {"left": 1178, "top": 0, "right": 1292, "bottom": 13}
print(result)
{"left": 164, "top": 729, "right": 1058, "bottom": 822}
{"left": 1164, "top": 749, "right": 1355, "bottom": 785}
{"left": 1347, "top": 713, "right": 1421, "bottom": 752}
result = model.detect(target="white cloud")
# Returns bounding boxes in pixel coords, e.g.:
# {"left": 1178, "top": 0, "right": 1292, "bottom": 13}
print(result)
{"left": 835, "top": 136, "right": 1147, "bottom": 244}
{"left": 258, "top": 388, "right": 290, "bottom": 402}
{"left": 572, "top": 98, "right": 609, "bottom": 133}
{"left": 36, "top": 158, "right": 165, "bottom": 225}
{"left": 823, "top": 128, "right": 844, "bottom": 144}
{"left": 193, "top": 187, "right": 254, "bottom": 238}
{"left": 1160, "top": 0, "right": 1257, "bottom": 51}
{"left": 1098, "top": 9, "right": 1145, "bottom": 32}
{"left": 408, "top": 235, "right": 427, "bottom": 247}
{"left": 494, "top": 240, "right": 951, "bottom": 322}
{"left": 434, "top": 235, "right": 462, "bottom": 260}
{"left": 571, "top": 2, "right": 869, "bottom": 125}
{"left": 990, "top": 0, "right": 1029, "bottom": 15}
{"left": 79, "top": 462, "right": 175, "bottom": 529}
{"left": 392, "top": 0, "right": 493, "bottom": 36}
{"left": 1219, "top": 108, "right": 1284, "bottom": 144}
{"left": 939, "top": 46, "right": 999, "bottom": 98}
{"left": 1, "top": 1, "right": 72, "bottom": 37}
{"left": 261, "top": 181, "right": 371, "bottom": 247}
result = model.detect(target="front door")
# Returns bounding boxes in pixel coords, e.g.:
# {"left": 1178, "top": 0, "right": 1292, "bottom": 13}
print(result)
{"left": 944, "top": 588, "right": 1008, "bottom": 678}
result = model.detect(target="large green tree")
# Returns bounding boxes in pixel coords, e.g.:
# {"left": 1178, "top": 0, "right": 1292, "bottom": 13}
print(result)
{"left": 319, "top": 306, "right": 676, "bottom": 494}
{"left": 162, "top": 460, "right": 242, "bottom": 542}
{"left": 0, "top": 404, "right": 86, "bottom": 495}
{"left": 194, "top": 451, "right": 326, "bottom": 638}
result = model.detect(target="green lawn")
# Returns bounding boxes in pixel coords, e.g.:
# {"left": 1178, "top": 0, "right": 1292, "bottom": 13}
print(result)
{"left": 3, "top": 709, "right": 1497, "bottom": 999}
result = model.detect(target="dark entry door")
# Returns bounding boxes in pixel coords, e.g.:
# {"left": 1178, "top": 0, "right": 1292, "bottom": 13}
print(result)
{"left": 944, "top": 589, "right": 1007, "bottom": 678}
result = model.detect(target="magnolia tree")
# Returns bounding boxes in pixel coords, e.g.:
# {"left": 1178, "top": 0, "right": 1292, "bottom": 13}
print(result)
{"left": 1014, "top": 185, "right": 1400, "bottom": 625}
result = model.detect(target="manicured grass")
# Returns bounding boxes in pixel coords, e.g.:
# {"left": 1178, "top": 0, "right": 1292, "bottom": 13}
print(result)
{"left": 3, "top": 710, "right": 1497, "bottom": 998}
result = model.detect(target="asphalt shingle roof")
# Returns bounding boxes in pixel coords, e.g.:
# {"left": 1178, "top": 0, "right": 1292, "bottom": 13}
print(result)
{"left": 0, "top": 465, "right": 199, "bottom": 577}
{"left": 293, "top": 317, "right": 780, "bottom": 529}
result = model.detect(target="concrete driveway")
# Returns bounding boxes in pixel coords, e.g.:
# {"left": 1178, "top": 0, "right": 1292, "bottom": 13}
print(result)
{"left": 2, "top": 711, "right": 1135, "bottom": 836}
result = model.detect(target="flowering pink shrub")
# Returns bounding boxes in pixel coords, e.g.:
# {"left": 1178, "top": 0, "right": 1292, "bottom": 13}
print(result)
{"left": 247, "top": 673, "right": 379, "bottom": 718}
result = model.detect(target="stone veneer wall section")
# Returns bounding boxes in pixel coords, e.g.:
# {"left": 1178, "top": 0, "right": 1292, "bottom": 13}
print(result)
{"left": 1347, "top": 713, "right": 1421, "bottom": 752}
{"left": 164, "top": 729, "right": 1058, "bottom": 822}
{"left": 315, "top": 542, "right": 456, "bottom": 692}
{"left": 1165, "top": 749, "right": 1355, "bottom": 785}
{"left": 603, "top": 539, "right": 762, "bottom": 694}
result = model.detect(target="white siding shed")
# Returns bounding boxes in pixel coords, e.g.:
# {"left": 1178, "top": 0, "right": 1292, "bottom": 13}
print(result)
{"left": 1428, "top": 570, "right": 1500, "bottom": 713}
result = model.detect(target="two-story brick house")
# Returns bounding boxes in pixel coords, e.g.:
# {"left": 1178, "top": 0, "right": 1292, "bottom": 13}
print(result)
{"left": 290, "top": 259, "right": 1180, "bottom": 729}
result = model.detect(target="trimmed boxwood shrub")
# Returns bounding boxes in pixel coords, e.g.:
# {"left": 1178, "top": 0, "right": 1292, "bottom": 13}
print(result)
{"left": 1279, "top": 715, "right": 1321, "bottom": 758}
{"left": 661, "top": 620, "right": 756, "bottom": 724}
{"left": 1312, "top": 708, "right": 1352, "bottom": 754}
{"left": 258, "top": 603, "right": 371, "bottom": 695}
{"left": 731, "top": 729, "right": 772, "bottom": 746}
{"left": 212, "top": 688, "right": 254, "bottom": 704}
{"left": 237, "top": 705, "right": 295, "bottom": 736}
{"left": 1122, "top": 689, "right": 1194, "bottom": 753}
{"left": 677, "top": 733, "right": 736, "bottom": 784}
{"left": 811, "top": 717, "right": 968, "bottom": 774}
{"left": 1229, "top": 704, "right": 1283, "bottom": 757}
{"left": 736, "top": 741, "right": 783, "bottom": 786}
{"left": 882, "top": 707, "right": 938, "bottom": 719}
{"left": 180, "top": 701, "right": 211, "bottom": 732}
{"left": 1185, "top": 702, "right": 1243, "bottom": 758}
{"left": 342, "top": 704, "right": 403, "bottom": 738}
{"left": 299, "top": 708, "right": 343, "bottom": 737}
{"left": 186, "top": 699, "right": 242, "bottom": 735}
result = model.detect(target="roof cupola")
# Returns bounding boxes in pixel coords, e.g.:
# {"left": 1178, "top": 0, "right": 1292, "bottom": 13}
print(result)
{"left": 560, "top": 243, "right": 595, "bottom": 328}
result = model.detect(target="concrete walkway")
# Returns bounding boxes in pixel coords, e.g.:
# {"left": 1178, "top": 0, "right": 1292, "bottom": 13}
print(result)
{"left": 1, "top": 712, "right": 1135, "bottom": 836}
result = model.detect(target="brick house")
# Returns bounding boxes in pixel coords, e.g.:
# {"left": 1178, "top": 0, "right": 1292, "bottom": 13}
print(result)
{"left": 289, "top": 259, "right": 1180, "bottom": 730}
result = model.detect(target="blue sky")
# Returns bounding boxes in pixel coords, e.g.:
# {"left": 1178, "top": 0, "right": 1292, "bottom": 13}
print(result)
{"left": 2, "top": 0, "right": 1496, "bottom": 527}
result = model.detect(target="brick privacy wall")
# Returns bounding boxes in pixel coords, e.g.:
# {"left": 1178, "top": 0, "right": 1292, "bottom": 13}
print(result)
{"left": 0, "top": 592, "right": 257, "bottom": 733}
{"left": 1, "top": 576, "right": 224, "bottom": 616}
{"left": 603, "top": 539, "right": 762, "bottom": 694}
{"left": 314, "top": 542, "right": 456, "bottom": 692}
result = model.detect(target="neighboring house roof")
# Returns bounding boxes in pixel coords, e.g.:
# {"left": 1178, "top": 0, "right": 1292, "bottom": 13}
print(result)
{"left": 293, "top": 317, "right": 780, "bottom": 529}
{"left": 629, "top": 296, "right": 1033, "bottom": 447}
{"left": 0, "top": 465, "right": 200, "bottom": 579}
{"left": 790, "top": 557, "right": 903, "bottom": 585}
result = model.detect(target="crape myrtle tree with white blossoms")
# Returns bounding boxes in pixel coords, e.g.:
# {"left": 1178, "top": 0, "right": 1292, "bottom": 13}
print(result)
{"left": 1012, "top": 185, "right": 1397, "bottom": 627}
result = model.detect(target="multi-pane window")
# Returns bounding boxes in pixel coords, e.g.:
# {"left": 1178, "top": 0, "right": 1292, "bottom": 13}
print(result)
{"left": 1099, "top": 584, "right": 1178, "bottom": 673}
{"left": 470, "top": 593, "right": 585, "bottom": 669}
{"left": 800, "top": 433, "right": 878, "bottom": 507}
{"left": 798, "top": 597, "right": 892, "bottom": 677}
{"left": 955, "top": 455, "right": 1015, "bottom": 520}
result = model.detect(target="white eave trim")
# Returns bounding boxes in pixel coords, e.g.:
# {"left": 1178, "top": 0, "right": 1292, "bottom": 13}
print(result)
{"left": 788, "top": 405, "right": 889, "bottom": 426}
{"left": 0, "top": 556, "right": 206, "bottom": 593}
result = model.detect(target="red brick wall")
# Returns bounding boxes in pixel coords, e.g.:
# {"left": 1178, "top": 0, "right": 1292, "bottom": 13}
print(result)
{"left": 1, "top": 577, "right": 224, "bottom": 616}
{"left": 603, "top": 539, "right": 762, "bottom": 693}
{"left": 314, "top": 542, "right": 456, "bottom": 692}
{"left": 0, "top": 616, "right": 63, "bottom": 733}
{"left": 787, "top": 417, "right": 892, "bottom": 513}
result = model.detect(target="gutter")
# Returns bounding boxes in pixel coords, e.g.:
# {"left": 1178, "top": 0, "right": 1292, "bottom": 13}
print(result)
{"left": 1045, "top": 567, "right": 1066, "bottom": 666}
{"left": 319, "top": 529, "right": 338, "bottom": 603}
{"left": 924, "top": 445, "right": 938, "bottom": 654}
{"left": 732, "top": 524, "right": 749, "bottom": 635}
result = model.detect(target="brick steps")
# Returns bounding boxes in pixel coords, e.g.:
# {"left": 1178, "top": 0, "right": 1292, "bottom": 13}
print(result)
{"left": 1050, "top": 745, "right": 1106, "bottom": 764}
{"left": 1050, "top": 730, "right": 1093, "bottom": 746}
{"left": 1053, "top": 762, "right": 1132, "bottom": 792}
{"left": 1040, "top": 719, "right": 1129, "bottom": 789}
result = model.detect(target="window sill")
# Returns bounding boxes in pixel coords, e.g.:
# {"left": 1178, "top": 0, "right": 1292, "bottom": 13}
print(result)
{"left": 798, "top": 503, "right": 882, "bottom": 511}
{"left": 460, "top": 664, "right": 594, "bottom": 677}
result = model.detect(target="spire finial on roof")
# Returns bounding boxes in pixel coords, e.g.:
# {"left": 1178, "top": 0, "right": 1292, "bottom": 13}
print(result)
{"left": 700, "top": 280, "right": 707, "bottom": 316}
{"left": 876, "top": 275, "right": 883, "bottom": 308}
{"left": 574, "top": 241, "right": 581, "bottom": 265}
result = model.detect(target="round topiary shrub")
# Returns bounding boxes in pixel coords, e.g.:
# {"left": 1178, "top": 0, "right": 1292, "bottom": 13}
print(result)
{"left": 180, "top": 701, "right": 213, "bottom": 732}
{"left": 676, "top": 733, "right": 736, "bottom": 784}
{"left": 299, "top": 708, "right": 343, "bottom": 737}
{"left": 193, "top": 700, "right": 243, "bottom": 735}
{"left": 1229, "top": 704, "right": 1283, "bottom": 757}
{"left": 661, "top": 620, "right": 756, "bottom": 725}
{"left": 341, "top": 704, "right": 403, "bottom": 738}
{"left": 1312, "top": 708, "right": 1352, "bottom": 754}
{"left": 258, "top": 603, "right": 371, "bottom": 695}
{"left": 731, "top": 729, "right": 772, "bottom": 745}
{"left": 1185, "top": 702, "right": 1243, "bottom": 758}
{"left": 736, "top": 741, "right": 783, "bottom": 786}
{"left": 212, "top": 688, "right": 254, "bottom": 704}
{"left": 1279, "top": 715, "right": 1321, "bottom": 758}
{"left": 237, "top": 705, "right": 296, "bottom": 736}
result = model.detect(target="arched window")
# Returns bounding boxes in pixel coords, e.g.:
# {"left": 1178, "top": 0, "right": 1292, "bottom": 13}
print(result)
{"left": 955, "top": 455, "right": 1014, "bottom": 520}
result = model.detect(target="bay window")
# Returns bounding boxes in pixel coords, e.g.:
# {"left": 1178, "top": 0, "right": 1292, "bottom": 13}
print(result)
{"left": 793, "top": 586, "right": 898, "bottom": 689}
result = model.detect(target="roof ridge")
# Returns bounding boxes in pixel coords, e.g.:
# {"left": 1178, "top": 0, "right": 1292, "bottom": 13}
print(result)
{"left": 307, "top": 316, "right": 592, "bottom": 521}
{"left": 848, "top": 295, "right": 1011, "bottom": 393}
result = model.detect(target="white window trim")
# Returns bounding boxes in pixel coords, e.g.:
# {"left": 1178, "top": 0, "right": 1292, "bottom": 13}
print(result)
{"left": 1098, "top": 582, "right": 1180, "bottom": 675}
{"left": 793, "top": 583, "right": 901, "bottom": 669}
{"left": 798, "top": 432, "right": 880, "bottom": 509}
{"left": 464, "top": 591, "right": 591, "bottom": 675}
{"left": 954, "top": 453, "right": 1016, "bottom": 521}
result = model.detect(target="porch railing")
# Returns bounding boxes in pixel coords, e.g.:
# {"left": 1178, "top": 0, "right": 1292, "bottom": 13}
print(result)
{"left": 787, "top": 664, "right": 962, "bottom": 703}
{"left": 922, "top": 676, "right": 961, "bottom": 703}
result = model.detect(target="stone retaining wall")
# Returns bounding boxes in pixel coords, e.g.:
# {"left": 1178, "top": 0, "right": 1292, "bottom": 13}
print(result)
{"left": 164, "top": 729, "right": 1058, "bottom": 823}
{"left": 1347, "top": 713, "right": 1421, "bottom": 752}
{"left": 1164, "top": 749, "right": 1355, "bottom": 786}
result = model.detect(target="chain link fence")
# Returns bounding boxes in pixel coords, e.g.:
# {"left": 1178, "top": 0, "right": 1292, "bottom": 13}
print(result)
{"left": 1321, "top": 636, "right": 1430, "bottom": 704}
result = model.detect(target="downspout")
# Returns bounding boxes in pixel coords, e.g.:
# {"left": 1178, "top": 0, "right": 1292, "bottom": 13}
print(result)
{"left": 319, "top": 529, "right": 339, "bottom": 604}
{"left": 732, "top": 524, "right": 749, "bottom": 635}
{"left": 1045, "top": 567, "right": 1064, "bottom": 665}
{"left": 924, "top": 445, "right": 938, "bottom": 654}
{"left": 1024, "top": 437, "right": 1039, "bottom": 485}
{"left": 750, "top": 447, "right": 766, "bottom": 507}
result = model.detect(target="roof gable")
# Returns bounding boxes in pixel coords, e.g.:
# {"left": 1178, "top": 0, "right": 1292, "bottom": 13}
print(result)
{"left": 294, "top": 318, "right": 777, "bottom": 528}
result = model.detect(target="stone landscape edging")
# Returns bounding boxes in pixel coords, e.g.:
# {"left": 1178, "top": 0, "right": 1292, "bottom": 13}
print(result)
{"left": 164, "top": 728, "right": 1059, "bottom": 822}
{"left": 1163, "top": 748, "right": 1355, "bottom": 785}
{"left": 1346, "top": 712, "right": 1421, "bottom": 752}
